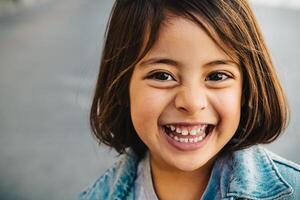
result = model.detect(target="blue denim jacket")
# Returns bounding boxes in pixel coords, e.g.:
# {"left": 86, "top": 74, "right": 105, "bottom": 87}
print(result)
{"left": 79, "top": 145, "right": 300, "bottom": 200}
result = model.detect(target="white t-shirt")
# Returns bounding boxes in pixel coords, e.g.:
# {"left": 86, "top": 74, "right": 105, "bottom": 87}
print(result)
{"left": 134, "top": 152, "right": 159, "bottom": 200}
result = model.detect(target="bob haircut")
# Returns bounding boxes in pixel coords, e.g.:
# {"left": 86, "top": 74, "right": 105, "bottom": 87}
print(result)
{"left": 90, "top": 0, "right": 288, "bottom": 157}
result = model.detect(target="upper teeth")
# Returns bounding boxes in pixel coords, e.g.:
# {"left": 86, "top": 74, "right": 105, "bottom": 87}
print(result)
{"left": 166, "top": 124, "right": 207, "bottom": 136}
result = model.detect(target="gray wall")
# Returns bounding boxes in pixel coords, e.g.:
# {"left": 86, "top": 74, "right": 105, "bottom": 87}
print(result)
{"left": 0, "top": 1, "right": 299, "bottom": 199}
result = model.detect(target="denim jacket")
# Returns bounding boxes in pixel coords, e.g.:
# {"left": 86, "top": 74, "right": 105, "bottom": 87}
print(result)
{"left": 79, "top": 145, "right": 300, "bottom": 200}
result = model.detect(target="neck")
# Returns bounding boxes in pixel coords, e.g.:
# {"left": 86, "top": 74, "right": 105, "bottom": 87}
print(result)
{"left": 150, "top": 156, "right": 214, "bottom": 200}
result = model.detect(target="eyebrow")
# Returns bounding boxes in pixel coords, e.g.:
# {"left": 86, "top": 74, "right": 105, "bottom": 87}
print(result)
{"left": 140, "top": 58, "right": 182, "bottom": 68}
{"left": 139, "top": 57, "right": 238, "bottom": 68}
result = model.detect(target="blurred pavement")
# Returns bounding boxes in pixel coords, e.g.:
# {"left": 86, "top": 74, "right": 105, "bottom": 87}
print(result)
{"left": 0, "top": 1, "right": 299, "bottom": 199}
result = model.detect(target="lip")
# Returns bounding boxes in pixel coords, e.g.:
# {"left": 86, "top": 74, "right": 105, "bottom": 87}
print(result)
{"left": 160, "top": 124, "right": 214, "bottom": 151}
{"left": 163, "top": 122, "right": 213, "bottom": 126}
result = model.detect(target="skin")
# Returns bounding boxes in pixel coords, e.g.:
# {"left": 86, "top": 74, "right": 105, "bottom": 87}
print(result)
{"left": 129, "top": 16, "right": 243, "bottom": 200}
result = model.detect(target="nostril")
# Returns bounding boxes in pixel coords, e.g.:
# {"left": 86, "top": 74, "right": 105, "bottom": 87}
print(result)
{"left": 174, "top": 90, "right": 208, "bottom": 113}
{"left": 178, "top": 106, "right": 189, "bottom": 112}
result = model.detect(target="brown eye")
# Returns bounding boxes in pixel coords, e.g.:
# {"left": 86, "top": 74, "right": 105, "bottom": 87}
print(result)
{"left": 148, "top": 72, "right": 174, "bottom": 81}
{"left": 206, "top": 72, "right": 229, "bottom": 81}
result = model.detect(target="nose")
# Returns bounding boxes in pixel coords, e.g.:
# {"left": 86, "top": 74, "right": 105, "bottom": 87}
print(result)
{"left": 174, "top": 85, "right": 208, "bottom": 114}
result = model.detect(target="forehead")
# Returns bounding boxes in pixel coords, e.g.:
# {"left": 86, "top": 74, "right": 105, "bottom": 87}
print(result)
{"left": 139, "top": 13, "right": 239, "bottom": 65}
{"left": 141, "top": 15, "right": 239, "bottom": 66}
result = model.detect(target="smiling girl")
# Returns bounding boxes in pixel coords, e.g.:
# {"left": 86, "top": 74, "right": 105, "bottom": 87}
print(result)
{"left": 80, "top": 0, "right": 300, "bottom": 199}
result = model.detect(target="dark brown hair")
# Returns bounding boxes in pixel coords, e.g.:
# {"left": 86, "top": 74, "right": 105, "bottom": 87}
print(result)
{"left": 90, "top": 0, "right": 288, "bottom": 156}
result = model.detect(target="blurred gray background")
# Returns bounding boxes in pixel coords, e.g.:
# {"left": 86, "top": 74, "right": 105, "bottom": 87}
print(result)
{"left": 0, "top": 0, "right": 299, "bottom": 199}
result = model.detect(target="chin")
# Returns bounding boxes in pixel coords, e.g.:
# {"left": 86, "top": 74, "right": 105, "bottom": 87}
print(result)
{"left": 169, "top": 156, "right": 212, "bottom": 172}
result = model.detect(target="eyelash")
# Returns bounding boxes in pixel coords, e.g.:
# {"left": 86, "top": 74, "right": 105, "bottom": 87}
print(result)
{"left": 147, "top": 71, "right": 231, "bottom": 82}
{"left": 205, "top": 71, "right": 231, "bottom": 82}
{"left": 147, "top": 71, "right": 175, "bottom": 81}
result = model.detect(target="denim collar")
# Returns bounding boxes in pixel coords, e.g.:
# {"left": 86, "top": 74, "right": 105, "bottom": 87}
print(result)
{"left": 109, "top": 146, "right": 293, "bottom": 200}
{"left": 108, "top": 149, "right": 139, "bottom": 200}
{"left": 210, "top": 146, "right": 293, "bottom": 200}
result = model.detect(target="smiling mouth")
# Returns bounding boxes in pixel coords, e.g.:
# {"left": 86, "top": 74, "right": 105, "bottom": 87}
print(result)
{"left": 162, "top": 124, "right": 215, "bottom": 144}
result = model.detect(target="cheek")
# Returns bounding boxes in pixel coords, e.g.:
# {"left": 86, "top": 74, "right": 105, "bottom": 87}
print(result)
{"left": 130, "top": 86, "right": 170, "bottom": 128}
{"left": 213, "top": 88, "right": 242, "bottom": 128}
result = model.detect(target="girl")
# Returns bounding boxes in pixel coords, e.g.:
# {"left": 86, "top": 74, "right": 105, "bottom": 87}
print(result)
{"left": 80, "top": 0, "right": 300, "bottom": 199}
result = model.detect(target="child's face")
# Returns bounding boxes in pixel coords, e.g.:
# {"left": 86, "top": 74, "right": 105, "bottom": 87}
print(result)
{"left": 129, "top": 16, "right": 242, "bottom": 172}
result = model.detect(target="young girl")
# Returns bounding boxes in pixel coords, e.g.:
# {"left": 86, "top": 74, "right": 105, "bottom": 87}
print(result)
{"left": 80, "top": 0, "right": 300, "bottom": 199}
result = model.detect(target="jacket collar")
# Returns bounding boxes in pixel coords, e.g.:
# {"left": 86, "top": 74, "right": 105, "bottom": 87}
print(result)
{"left": 109, "top": 146, "right": 293, "bottom": 200}
{"left": 214, "top": 145, "right": 293, "bottom": 200}
{"left": 109, "top": 148, "right": 139, "bottom": 200}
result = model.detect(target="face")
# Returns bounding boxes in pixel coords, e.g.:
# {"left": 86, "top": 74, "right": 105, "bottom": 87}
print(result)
{"left": 129, "top": 16, "right": 242, "bottom": 172}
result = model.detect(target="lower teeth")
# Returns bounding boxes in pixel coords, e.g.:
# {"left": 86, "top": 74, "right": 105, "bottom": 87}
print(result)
{"left": 168, "top": 132, "right": 206, "bottom": 143}
{"left": 163, "top": 125, "right": 212, "bottom": 143}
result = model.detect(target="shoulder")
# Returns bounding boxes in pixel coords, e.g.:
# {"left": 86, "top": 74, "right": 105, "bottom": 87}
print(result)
{"left": 79, "top": 166, "right": 115, "bottom": 200}
{"left": 225, "top": 145, "right": 300, "bottom": 199}
{"left": 264, "top": 148, "right": 300, "bottom": 173}
{"left": 261, "top": 147, "right": 300, "bottom": 198}
{"left": 264, "top": 148, "right": 300, "bottom": 188}
{"left": 79, "top": 150, "right": 140, "bottom": 200}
